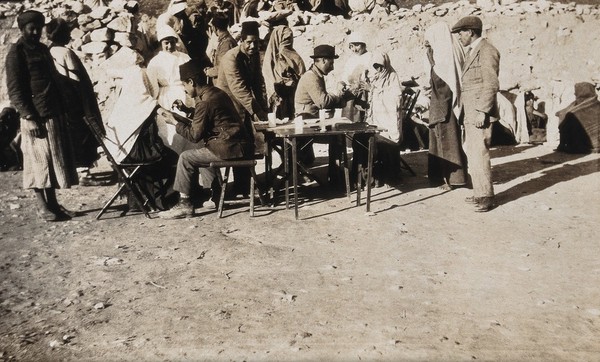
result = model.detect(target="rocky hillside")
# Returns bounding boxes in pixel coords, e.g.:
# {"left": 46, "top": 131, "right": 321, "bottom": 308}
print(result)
{"left": 1, "top": 0, "right": 599, "bottom": 145}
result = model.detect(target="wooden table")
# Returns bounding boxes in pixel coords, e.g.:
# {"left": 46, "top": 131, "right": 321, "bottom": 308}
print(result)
{"left": 258, "top": 118, "right": 383, "bottom": 220}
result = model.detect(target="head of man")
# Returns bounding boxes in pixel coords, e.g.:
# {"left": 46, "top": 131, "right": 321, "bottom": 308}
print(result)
{"left": 347, "top": 32, "right": 367, "bottom": 55}
{"left": 17, "top": 10, "right": 45, "bottom": 44}
{"left": 210, "top": 14, "right": 229, "bottom": 34}
{"left": 157, "top": 26, "right": 179, "bottom": 53}
{"left": 240, "top": 21, "right": 260, "bottom": 56}
{"left": 180, "top": 60, "right": 208, "bottom": 98}
{"left": 310, "top": 44, "right": 338, "bottom": 75}
{"left": 451, "top": 16, "right": 482, "bottom": 47}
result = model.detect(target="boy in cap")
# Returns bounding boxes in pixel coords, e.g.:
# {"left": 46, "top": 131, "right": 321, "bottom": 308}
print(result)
{"left": 451, "top": 15, "right": 500, "bottom": 212}
{"left": 159, "top": 61, "right": 254, "bottom": 219}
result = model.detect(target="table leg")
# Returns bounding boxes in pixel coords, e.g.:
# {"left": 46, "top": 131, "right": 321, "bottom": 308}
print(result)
{"left": 366, "top": 134, "right": 375, "bottom": 212}
{"left": 342, "top": 135, "right": 351, "bottom": 201}
{"left": 292, "top": 137, "right": 299, "bottom": 220}
{"left": 284, "top": 138, "right": 290, "bottom": 210}
{"left": 266, "top": 135, "right": 273, "bottom": 204}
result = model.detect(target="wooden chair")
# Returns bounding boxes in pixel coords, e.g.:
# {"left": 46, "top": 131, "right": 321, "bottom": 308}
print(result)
{"left": 83, "top": 117, "right": 156, "bottom": 219}
{"left": 209, "top": 159, "right": 266, "bottom": 218}
{"left": 397, "top": 88, "right": 419, "bottom": 176}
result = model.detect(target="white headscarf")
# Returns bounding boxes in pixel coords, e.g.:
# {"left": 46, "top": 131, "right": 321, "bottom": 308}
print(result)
{"left": 424, "top": 22, "right": 465, "bottom": 119}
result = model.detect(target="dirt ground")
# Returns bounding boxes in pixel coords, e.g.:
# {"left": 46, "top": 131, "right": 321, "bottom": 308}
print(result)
{"left": 1, "top": 143, "right": 599, "bottom": 361}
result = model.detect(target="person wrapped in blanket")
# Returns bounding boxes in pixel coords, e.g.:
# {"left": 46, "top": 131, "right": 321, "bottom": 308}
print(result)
{"left": 104, "top": 49, "right": 178, "bottom": 212}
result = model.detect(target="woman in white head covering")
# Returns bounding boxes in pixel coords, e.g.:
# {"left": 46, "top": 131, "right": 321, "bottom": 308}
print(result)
{"left": 358, "top": 50, "right": 403, "bottom": 186}
{"left": 341, "top": 31, "right": 372, "bottom": 122}
{"left": 424, "top": 22, "right": 467, "bottom": 190}
{"left": 146, "top": 25, "right": 196, "bottom": 154}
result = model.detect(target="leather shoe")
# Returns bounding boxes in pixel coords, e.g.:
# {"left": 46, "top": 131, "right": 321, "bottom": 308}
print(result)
{"left": 158, "top": 198, "right": 194, "bottom": 219}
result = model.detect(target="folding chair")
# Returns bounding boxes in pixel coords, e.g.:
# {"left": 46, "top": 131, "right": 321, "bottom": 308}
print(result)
{"left": 209, "top": 159, "right": 266, "bottom": 218}
{"left": 396, "top": 88, "right": 419, "bottom": 176}
{"left": 82, "top": 117, "right": 156, "bottom": 219}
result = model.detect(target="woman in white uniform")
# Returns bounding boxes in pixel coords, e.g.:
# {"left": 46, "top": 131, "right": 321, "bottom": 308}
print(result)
{"left": 146, "top": 25, "right": 195, "bottom": 154}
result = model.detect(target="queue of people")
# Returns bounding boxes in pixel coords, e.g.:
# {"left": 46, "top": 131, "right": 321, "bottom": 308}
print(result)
{"left": 15, "top": 0, "right": 571, "bottom": 220}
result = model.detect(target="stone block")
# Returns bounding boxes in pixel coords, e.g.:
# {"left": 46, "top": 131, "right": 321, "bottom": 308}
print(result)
{"left": 90, "top": 27, "right": 114, "bottom": 42}
{"left": 81, "top": 41, "right": 107, "bottom": 54}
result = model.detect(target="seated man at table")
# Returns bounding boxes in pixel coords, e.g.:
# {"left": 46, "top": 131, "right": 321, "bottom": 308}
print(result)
{"left": 159, "top": 61, "right": 255, "bottom": 219}
{"left": 294, "top": 44, "right": 350, "bottom": 180}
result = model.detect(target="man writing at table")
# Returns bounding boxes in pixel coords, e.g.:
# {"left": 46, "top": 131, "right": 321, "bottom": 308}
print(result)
{"left": 159, "top": 61, "right": 254, "bottom": 219}
{"left": 295, "top": 44, "right": 349, "bottom": 180}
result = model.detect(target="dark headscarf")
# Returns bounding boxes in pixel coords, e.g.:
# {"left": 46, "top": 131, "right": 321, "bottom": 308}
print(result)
{"left": 574, "top": 82, "right": 597, "bottom": 104}
{"left": 17, "top": 10, "right": 45, "bottom": 30}
{"left": 46, "top": 18, "right": 71, "bottom": 46}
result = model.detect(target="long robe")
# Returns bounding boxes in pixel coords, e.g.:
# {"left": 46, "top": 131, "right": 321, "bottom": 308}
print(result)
{"left": 49, "top": 45, "right": 103, "bottom": 168}
{"left": 262, "top": 25, "right": 306, "bottom": 119}
{"left": 424, "top": 22, "right": 466, "bottom": 187}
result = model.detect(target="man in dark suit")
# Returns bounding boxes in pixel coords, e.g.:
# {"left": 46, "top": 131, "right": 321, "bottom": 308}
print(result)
{"left": 452, "top": 16, "right": 500, "bottom": 212}
{"left": 159, "top": 61, "right": 254, "bottom": 219}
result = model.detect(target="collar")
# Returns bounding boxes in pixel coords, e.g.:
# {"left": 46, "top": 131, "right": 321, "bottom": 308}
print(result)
{"left": 310, "top": 64, "right": 326, "bottom": 78}
{"left": 196, "top": 85, "right": 210, "bottom": 100}
{"left": 468, "top": 37, "right": 483, "bottom": 52}
{"left": 217, "top": 31, "right": 231, "bottom": 42}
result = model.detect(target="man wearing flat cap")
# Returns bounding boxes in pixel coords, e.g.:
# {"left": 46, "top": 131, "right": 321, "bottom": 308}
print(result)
{"left": 216, "top": 20, "right": 268, "bottom": 196}
{"left": 452, "top": 16, "right": 500, "bottom": 212}
{"left": 159, "top": 61, "right": 254, "bottom": 219}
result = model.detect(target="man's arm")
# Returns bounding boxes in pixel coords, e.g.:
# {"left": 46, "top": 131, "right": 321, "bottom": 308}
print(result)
{"left": 476, "top": 42, "right": 500, "bottom": 115}
{"left": 306, "top": 75, "right": 341, "bottom": 110}
{"left": 176, "top": 101, "right": 208, "bottom": 143}
{"left": 221, "top": 52, "right": 267, "bottom": 121}
{"left": 5, "top": 44, "right": 38, "bottom": 119}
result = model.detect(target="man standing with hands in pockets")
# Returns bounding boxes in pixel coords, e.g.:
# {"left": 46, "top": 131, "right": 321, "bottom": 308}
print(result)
{"left": 452, "top": 16, "right": 500, "bottom": 212}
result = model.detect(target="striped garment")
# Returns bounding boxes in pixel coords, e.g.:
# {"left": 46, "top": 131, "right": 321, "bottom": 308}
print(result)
{"left": 20, "top": 115, "right": 78, "bottom": 189}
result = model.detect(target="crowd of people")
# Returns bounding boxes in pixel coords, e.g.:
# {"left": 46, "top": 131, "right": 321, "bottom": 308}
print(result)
{"left": 3, "top": 0, "right": 599, "bottom": 221}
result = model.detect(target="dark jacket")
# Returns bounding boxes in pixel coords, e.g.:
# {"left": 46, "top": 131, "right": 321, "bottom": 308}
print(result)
{"left": 5, "top": 37, "right": 64, "bottom": 119}
{"left": 175, "top": 85, "right": 254, "bottom": 159}
{"left": 216, "top": 46, "right": 268, "bottom": 122}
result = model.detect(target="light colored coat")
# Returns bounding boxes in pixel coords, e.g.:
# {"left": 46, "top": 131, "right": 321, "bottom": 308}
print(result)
{"left": 460, "top": 38, "right": 500, "bottom": 122}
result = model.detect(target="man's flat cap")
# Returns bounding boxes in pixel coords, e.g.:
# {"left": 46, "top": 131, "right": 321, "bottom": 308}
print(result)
{"left": 451, "top": 16, "right": 482, "bottom": 33}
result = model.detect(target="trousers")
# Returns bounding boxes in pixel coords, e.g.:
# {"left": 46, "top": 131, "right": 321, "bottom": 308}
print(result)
{"left": 462, "top": 115, "right": 494, "bottom": 198}
{"left": 173, "top": 147, "right": 222, "bottom": 196}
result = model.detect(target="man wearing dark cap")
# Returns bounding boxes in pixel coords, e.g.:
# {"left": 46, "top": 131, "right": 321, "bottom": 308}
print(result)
{"left": 5, "top": 10, "right": 79, "bottom": 221}
{"left": 159, "top": 60, "right": 255, "bottom": 219}
{"left": 204, "top": 14, "right": 237, "bottom": 81}
{"left": 216, "top": 20, "right": 268, "bottom": 196}
{"left": 451, "top": 16, "right": 500, "bottom": 212}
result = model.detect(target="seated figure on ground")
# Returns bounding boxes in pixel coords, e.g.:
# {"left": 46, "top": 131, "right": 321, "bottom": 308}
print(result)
{"left": 555, "top": 82, "right": 600, "bottom": 154}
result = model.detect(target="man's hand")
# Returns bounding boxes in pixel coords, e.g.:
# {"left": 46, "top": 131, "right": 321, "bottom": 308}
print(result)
{"left": 24, "top": 117, "right": 45, "bottom": 138}
{"left": 475, "top": 112, "right": 488, "bottom": 129}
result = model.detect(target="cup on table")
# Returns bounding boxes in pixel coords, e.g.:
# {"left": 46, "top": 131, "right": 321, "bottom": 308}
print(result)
{"left": 268, "top": 112, "right": 277, "bottom": 128}
{"left": 294, "top": 116, "right": 304, "bottom": 132}
{"left": 319, "top": 109, "right": 327, "bottom": 122}
{"left": 334, "top": 108, "right": 343, "bottom": 118}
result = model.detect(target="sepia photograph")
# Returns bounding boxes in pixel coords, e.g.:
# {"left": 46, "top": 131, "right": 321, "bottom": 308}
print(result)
{"left": 0, "top": 0, "right": 598, "bottom": 360}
